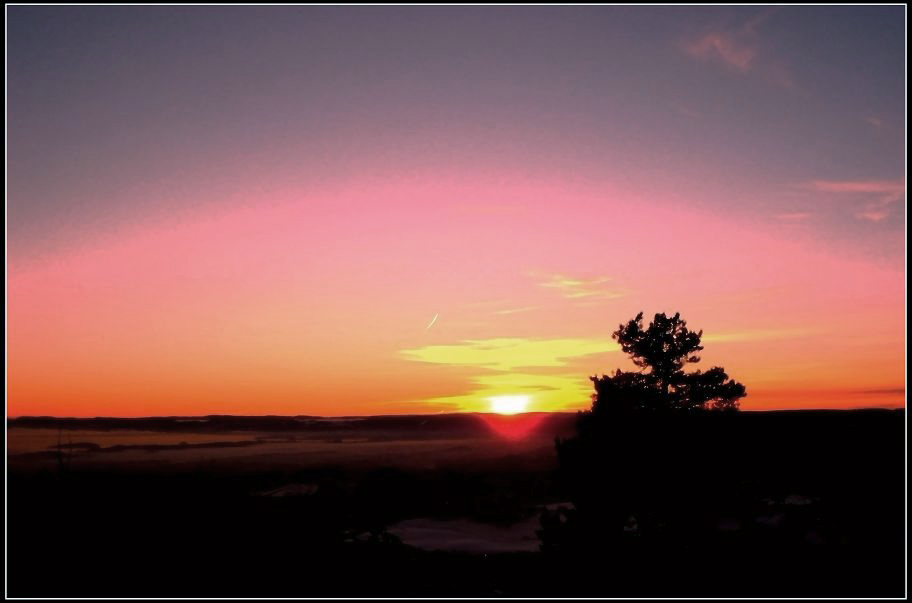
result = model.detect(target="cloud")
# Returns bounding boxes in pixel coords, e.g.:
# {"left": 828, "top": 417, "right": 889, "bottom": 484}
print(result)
{"left": 537, "top": 273, "right": 628, "bottom": 301}
{"left": 803, "top": 179, "right": 905, "bottom": 222}
{"left": 865, "top": 116, "right": 884, "bottom": 129}
{"left": 774, "top": 212, "right": 812, "bottom": 222}
{"left": 400, "top": 337, "right": 618, "bottom": 372}
{"left": 704, "top": 327, "right": 822, "bottom": 344}
{"left": 413, "top": 372, "right": 594, "bottom": 413}
{"left": 493, "top": 305, "right": 539, "bottom": 316}
{"left": 401, "top": 336, "right": 618, "bottom": 413}
{"left": 683, "top": 11, "right": 794, "bottom": 87}
{"left": 400, "top": 327, "right": 823, "bottom": 413}
{"left": 686, "top": 32, "right": 755, "bottom": 72}
{"left": 855, "top": 205, "right": 893, "bottom": 222}
{"left": 805, "top": 180, "right": 904, "bottom": 195}
{"left": 684, "top": 11, "right": 774, "bottom": 72}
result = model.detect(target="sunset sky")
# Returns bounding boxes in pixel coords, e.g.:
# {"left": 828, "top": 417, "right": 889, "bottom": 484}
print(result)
{"left": 7, "top": 6, "right": 905, "bottom": 417}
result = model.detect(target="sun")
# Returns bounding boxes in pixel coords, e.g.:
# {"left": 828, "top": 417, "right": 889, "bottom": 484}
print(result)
{"left": 488, "top": 394, "right": 530, "bottom": 415}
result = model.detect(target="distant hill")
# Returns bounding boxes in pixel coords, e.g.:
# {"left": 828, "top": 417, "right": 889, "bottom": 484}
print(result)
{"left": 7, "top": 408, "right": 903, "bottom": 441}
{"left": 7, "top": 411, "right": 581, "bottom": 438}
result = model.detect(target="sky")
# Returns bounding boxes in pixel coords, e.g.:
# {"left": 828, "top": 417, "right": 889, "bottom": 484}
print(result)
{"left": 7, "top": 6, "right": 906, "bottom": 417}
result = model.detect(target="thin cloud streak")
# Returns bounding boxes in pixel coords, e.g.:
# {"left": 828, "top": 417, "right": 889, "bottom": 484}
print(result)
{"left": 865, "top": 116, "right": 884, "bottom": 129}
{"left": 803, "top": 179, "right": 905, "bottom": 222}
{"left": 775, "top": 212, "right": 812, "bottom": 222}
{"left": 704, "top": 327, "right": 823, "bottom": 344}
{"left": 412, "top": 372, "right": 594, "bottom": 414}
{"left": 805, "top": 180, "right": 905, "bottom": 195}
{"left": 537, "top": 273, "right": 628, "bottom": 300}
{"left": 493, "top": 306, "right": 540, "bottom": 316}
{"left": 401, "top": 337, "right": 618, "bottom": 372}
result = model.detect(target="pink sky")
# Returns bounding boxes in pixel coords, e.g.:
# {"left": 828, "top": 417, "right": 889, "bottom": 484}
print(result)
{"left": 7, "top": 8, "right": 905, "bottom": 417}
{"left": 8, "top": 172, "right": 904, "bottom": 416}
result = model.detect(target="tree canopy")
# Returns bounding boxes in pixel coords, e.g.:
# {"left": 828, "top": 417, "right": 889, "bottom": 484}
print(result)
{"left": 592, "top": 312, "right": 746, "bottom": 413}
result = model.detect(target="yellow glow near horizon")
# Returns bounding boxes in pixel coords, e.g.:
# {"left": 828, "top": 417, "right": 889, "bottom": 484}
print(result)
{"left": 489, "top": 395, "right": 530, "bottom": 415}
{"left": 400, "top": 337, "right": 618, "bottom": 371}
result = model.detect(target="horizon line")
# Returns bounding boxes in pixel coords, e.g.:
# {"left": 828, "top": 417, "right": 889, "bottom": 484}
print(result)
{"left": 7, "top": 406, "right": 905, "bottom": 422}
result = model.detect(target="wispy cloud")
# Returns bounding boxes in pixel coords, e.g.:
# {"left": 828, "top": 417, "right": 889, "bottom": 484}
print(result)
{"left": 412, "top": 372, "right": 593, "bottom": 413}
{"left": 493, "top": 305, "right": 540, "bottom": 316}
{"left": 803, "top": 179, "right": 905, "bottom": 222}
{"left": 806, "top": 180, "right": 904, "bottom": 195}
{"left": 683, "top": 11, "right": 793, "bottom": 87}
{"left": 686, "top": 32, "right": 755, "bottom": 72}
{"left": 704, "top": 327, "right": 822, "bottom": 344}
{"left": 774, "top": 212, "right": 812, "bottom": 222}
{"left": 401, "top": 337, "right": 618, "bottom": 372}
{"left": 537, "top": 273, "right": 628, "bottom": 301}
{"left": 865, "top": 116, "right": 884, "bottom": 129}
{"left": 400, "top": 338, "right": 616, "bottom": 413}
{"left": 684, "top": 11, "right": 774, "bottom": 72}
{"left": 855, "top": 203, "right": 896, "bottom": 222}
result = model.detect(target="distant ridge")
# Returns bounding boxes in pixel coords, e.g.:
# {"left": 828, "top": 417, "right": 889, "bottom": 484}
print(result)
{"left": 8, "top": 407, "right": 901, "bottom": 423}
{"left": 6, "top": 412, "right": 581, "bottom": 437}
{"left": 7, "top": 408, "right": 902, "bottom": 436}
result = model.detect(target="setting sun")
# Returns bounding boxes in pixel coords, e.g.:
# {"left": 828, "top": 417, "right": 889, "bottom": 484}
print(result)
{"left": 488, "top": 395, "right": 530, "bottom": 415}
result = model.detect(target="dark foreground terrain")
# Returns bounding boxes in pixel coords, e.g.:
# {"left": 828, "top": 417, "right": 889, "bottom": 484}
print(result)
{"left": 7, "top": 409, "right": 906, "bottom": 597}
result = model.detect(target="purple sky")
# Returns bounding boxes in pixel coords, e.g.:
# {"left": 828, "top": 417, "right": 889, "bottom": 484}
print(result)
{"left": 9, "top": 7, "right": 904, "bottom": 260}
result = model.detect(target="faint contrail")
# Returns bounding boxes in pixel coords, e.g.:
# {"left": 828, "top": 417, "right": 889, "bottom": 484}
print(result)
{"left": 425, "top": 313, "right": 439, "bottom": 331}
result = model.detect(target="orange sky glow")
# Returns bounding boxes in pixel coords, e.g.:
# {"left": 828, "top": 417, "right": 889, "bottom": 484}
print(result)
{"left": 8, "top": 174, "right": 904, "bottom": 417}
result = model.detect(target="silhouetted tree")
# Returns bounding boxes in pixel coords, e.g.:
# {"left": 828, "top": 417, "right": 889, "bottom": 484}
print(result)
{"left": 542, "top": 312, "right": 748, "bottom": 559}
{"left": 592, "top": 312, "right": 746, "bottom": 413}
